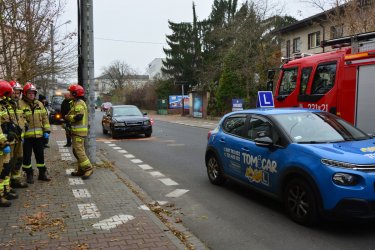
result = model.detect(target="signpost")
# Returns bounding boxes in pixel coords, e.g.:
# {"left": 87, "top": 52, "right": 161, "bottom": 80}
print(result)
{"left": 257, "top": 91, "right": 274, "bottom": 108}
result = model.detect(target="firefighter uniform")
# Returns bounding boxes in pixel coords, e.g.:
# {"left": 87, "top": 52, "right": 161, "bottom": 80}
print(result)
{"left": 19, "top": 83, "right": 51, "bottom": 184}
{"left": 65, "top": 84, "right": 93, "bottom": 179}
{"left": 0, "top": 80, "right": 18, "bottom": 207}
{"left": 8, "top": 81, "right": 27, "bottom": 188}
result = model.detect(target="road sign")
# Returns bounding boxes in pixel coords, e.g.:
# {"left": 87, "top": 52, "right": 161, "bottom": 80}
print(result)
{"left": 257, "top": 91, "right": 274, "bottom": 108}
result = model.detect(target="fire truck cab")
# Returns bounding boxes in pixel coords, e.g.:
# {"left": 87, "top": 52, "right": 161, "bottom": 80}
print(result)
{"left": 268, "top": 32, "right": 375, "bottom": 134}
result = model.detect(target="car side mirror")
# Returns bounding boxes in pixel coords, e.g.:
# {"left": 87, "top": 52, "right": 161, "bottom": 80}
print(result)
{"left": 254, "top": 137, "right": 273, "bottom": 147}
{"left": 143, "top": 112, "right": 148, "bottom": 116}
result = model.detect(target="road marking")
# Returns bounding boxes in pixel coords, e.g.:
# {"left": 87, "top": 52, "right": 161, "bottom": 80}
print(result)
{"left": 138, "top": 205, "right": 150, "bottom": 210}
{"left": 61, "top": 153, "right": 70, "bottom": 157}
{"left": 138, "top": 164, "right": 153, "bottom": 170}
{"left": 166, "top": 189, "right": 189, "bottom": 198}
{"left": 103, "top": 141, "right": 111, "bottom": 144}
{"left": 124, "top": 154, "right": 135, "bottom": 158}
{"left": 66, "top": 169, "right": 74, "bottom": 175}
{"left": 113, "top": 146, "right": 122, "bottom": 150}
{"left": 131, "top": 159, "right": 143, "bottom": 164}
{"left": 159, "top": 178, "right": 178, "bottom": 186}
{"left": 78, "top": 203, "right": 101, "bottom": 219}
{"left": 156, "top": 201, "right": 168, "bottom": 205}
{"left": 62, "top": 156, "right": 73, "bottom": 161}
{"left": 118, "top": 150, "right": 128, "bottom": 153}
{"left": 92, "top": 214, "right": 135, "bottom": 230}
{"left": 59, "top": 148, "right": 69, "bottom": 153}
{"left": 73, "top": 189, "right": 91, "bottom": 198}
{"left": 108, "top": 144, "right": 116, "bottom": 146}
{"left": 68, "top": 178, "right": 84, "bottom": 185}
{"left": 149, "top": 171, "right": 164, "bottom": 177}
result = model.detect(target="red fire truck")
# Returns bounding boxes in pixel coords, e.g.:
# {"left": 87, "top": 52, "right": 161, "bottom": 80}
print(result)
{"left": 267, "top": 32, "right": 375, "bottom": 134}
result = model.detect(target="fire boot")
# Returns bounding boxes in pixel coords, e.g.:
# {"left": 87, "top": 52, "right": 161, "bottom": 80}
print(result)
{"left": 0, "top": 195, "right": 11, "bottom": 207}
{"left": 81, "top": 167, "right": 94, "bottom": 180}
{"left": 38, "top": 167, "right": 51, "bottom": 181}
{"left": 4, "top": 186, "right": 18, "bottom": 200}
{"left": 71, "top": 168, "right": 85, "bottom": 177}
{"left": 10, "top": 179, "right": 28, "bottom": 188}
{"left": 25, "top": 169, "right": 34, "bottom": 184}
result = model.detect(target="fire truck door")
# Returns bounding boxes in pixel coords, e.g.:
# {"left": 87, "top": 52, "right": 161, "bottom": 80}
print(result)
{"left": 356, "top": 64, "right": 375, "bottom": 134}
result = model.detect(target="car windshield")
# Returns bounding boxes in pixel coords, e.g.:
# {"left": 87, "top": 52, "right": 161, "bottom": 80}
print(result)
{"left": 52, "top": 96, "right": 64, "bottom": 105}
{"left": 112, "top": 107, "right": 143, "bottom": 117}
{"left": 271, "top": 112, "right": 370, "bottom": 143}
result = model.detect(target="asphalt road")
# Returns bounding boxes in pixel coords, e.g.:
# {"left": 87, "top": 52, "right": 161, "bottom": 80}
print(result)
{"left": 94, "top": 111, "right": 375, "bottom": 250}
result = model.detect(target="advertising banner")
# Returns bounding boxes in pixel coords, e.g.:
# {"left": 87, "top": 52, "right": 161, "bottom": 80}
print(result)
{"left": 193, "top": 95, "right": 203, "bottom": 118}
{"left": 169, "top": 95, "right": 190, "bottom": 109}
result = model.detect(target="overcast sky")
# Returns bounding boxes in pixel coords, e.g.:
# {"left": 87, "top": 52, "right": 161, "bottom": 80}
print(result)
{"left": 60, "top": 0, "right": 321, "bottom": 78}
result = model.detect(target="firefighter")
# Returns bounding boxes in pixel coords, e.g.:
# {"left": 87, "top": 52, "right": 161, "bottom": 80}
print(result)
{"left": 0, "top": 80, "right": 18, "bottom": 206}
{"left": 8, "top": 81, "right": 28, "bottom": 188}
{"left": 65, "top": 84, "right": 93, "bottom": 179}
{"left": 19, "top": 82, "right": 51, "bottom": 183}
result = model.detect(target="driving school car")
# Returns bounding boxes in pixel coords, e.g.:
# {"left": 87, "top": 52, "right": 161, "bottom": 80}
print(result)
{"left": 205, "top": 108, "right": 375, "bottom": 225}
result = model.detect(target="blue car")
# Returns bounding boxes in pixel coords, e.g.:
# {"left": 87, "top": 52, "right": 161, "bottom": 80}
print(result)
{"left": 205, "top": 108, "right": 375, "bottom": 225}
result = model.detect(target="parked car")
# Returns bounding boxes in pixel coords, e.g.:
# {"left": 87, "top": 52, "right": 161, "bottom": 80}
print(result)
{"left": 205, "top": 108, "right": 375, "bottom": 226}
{"left": 100, "top": 102, "right": 112, "bottom": 112}
{"left": 102, "top": 105, "right": 152, "bottom": 139}
{"left": 48, "top": 95, "right": 64, "bottom": 124}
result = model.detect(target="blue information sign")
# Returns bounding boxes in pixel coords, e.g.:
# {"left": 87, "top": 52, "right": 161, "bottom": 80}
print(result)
{"left": 257, "top": 91, "right": 274, "bottom": 108}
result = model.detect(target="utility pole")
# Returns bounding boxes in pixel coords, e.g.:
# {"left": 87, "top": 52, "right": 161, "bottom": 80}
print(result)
{"left": 78, "top": 0, "right": 96, "bottom": 163}
{"left": 50, "top": 23, "right": 55, "bottom": 90}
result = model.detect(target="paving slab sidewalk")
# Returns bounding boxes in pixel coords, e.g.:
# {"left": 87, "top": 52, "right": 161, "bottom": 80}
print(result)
{"left": 0, "top": 125, "right": 194, "bottom": 250}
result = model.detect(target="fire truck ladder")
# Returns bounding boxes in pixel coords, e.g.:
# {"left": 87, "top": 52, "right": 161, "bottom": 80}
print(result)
{"left": 321, "top": 32, "right": 375, "bottom": 53}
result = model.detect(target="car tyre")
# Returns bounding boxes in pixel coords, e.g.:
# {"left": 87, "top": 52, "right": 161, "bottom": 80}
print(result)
{"left": 206, "top": 153, "right": 226, "bottom": 185}
{"left": 145, "top": 132, "right": 152, "bottom": 137}
{"left": 111, "top": 129, "right": 118, "bottom": 139}
{"left": 102, "top": 126, "right": 108, "bottom": 134}
{"left": 284, "top": 178, "right": 319, "bottom": 226}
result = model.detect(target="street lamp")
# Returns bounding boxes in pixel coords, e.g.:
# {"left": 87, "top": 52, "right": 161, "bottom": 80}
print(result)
{"left": 50, "top": 20, "right": 71, "bottom": 89}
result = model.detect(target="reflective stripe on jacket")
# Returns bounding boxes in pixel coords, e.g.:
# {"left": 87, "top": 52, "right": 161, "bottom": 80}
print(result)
{"left": 19, "top": 99, "right": 51, "bottom": 138}
{"left": 66, "top": 99, "right": 88, "bottom": 137}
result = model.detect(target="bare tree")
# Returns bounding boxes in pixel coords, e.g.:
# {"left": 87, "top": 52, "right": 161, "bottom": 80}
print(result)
{"left": 101, "top": 60, "right": 137, "bottom": 90}
{"left": 303, "top": 0, "right": 375, "bottom": 35}
{"left": 0, "top": 0, "right": 76, "bottom": 89}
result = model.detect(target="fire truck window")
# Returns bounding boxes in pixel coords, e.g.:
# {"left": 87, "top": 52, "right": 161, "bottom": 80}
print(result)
{"left": 311, "top": 62, "right": 337, "bottom": 95}
{"left": 279, "top": 68, "right": 297, "bottom": 95}
{"left": 300, "top": 67, "right": 312, "bottom": 95}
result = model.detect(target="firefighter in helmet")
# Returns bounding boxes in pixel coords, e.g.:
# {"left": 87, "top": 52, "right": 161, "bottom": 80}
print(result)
{"left": 0, "top": 80, "right": 18, "bottom": 206}
{"left": 19, "top": 82, "right": 51, "bottom": 183}
{"left": 8, "top": 80, "right": 28, "bottom": 188}
{"left": 65, "top": 84, "right": 93, "bottom": 179}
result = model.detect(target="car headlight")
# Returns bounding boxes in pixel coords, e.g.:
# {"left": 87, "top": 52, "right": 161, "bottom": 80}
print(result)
{"left": 321, "top": 159, "right": 357, "bottom": 169}
{"left": 113, "top": 122, "right": 123, "bottom": 127}
{"left": 332, "top": 173, "right": 359, "bottom": 186}
{"left": 143, "top": 120, "right": 151, "bottom": 126}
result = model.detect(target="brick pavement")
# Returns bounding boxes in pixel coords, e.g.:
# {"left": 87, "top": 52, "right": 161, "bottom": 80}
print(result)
{"left": 0, "top": 125, "right": 189, "bottom": 250}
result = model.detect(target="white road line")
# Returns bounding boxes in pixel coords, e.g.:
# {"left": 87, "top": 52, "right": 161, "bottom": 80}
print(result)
{"left": 103, "top": 141, "right": 111, "bottom": 144}
{"left": 78, "top": 203, "right": 101, "bottom": 219}
{"left": 138, "top": 205, "right": 150, "bottom": 210}
{"left": 138, "top": 164, "right": 153, "bottom": 170}
{"left": 113, "top": 147, "right": 122, "bottom": 150}
{"left": 68, "top": 178, "right": 84, "bottom": 185}
{"left": 166, "top": 189, "right": 189, "bottom": 198}
{"left": 118, "top": 150, "right": 128, "bottom": 153}
{"left": 61, "top": 153, "right": 71, "bottom": 157}
{"left": 62, "top": 157, "right": 73, "bottom": 161}
{"left": 59, "top": 148, "right": 69, "bottom": 153}
{"left": 92, "top": 214, "right": 135, "bottom": 230}
{"left": 73, "top": 189, "right": 91, "bottom": 198}
{"left": 108, "top": 144, "right": 116, "bottom": 146}
{"left": 159, "top": 178, "right": 178, "bottom": 186}
{"left": 124, "top": 154, "right": 135, "bottom": 158}
{"left": 149, "top": 171, "right": 164, "bottom": 177}
{"left": 66, "top": 169, "right": 74, "bottom": 175}
{"left": 156, "top": 201, "right": 168, "bottom": 205}
{"left": 131, "top": 159, "right": 143, "bottom": 164}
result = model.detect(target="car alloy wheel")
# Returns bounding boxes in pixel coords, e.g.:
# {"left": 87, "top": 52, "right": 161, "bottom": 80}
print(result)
{"left": 284, "top": 179, "right": 318, "bottom": 226}
{"left": 206, "top": 153, "right": 226, "bottom": 185}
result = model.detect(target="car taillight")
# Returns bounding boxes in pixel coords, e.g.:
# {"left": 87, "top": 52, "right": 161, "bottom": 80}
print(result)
{"left": 207, "top": 131, "right": 212, "bottom": 140}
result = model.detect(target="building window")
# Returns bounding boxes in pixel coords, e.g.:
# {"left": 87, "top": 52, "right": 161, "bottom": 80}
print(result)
{"left": 286, "top": 40, "right": 291, "bottom": 58}
{"left": 308, "top": 31, "right": 320, "bottom": 49}
{"left": 330, "top": 25, "right": 343, "bottom": 39}
{"left": 293, "top": 38, "right": 301, "bottom": 53}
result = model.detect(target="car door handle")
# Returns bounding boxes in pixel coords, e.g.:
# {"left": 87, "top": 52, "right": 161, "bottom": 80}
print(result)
{"left": 241, "top": 147, "right": 250, "bottom": 152}
{"left": 219, "top": 138, "right": 225, "bottom": 143}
